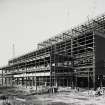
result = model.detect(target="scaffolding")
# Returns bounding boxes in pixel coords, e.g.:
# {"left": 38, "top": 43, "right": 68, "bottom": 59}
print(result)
{"left": 1, "top": 13, "right": 105, "bottom": 90}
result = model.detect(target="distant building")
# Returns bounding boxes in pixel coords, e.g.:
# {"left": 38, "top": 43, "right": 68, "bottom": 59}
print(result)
{"left": 1, "top": 14, "right": 105, "bottom": 89}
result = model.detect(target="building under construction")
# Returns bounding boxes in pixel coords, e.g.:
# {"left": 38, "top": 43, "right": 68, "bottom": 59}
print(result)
{"left": 1, "top": 14, "right": 105, "bottom": 89}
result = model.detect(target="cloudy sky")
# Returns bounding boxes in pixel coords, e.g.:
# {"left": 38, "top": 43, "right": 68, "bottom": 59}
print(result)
{"left": 0, "top": 0, "right": 105, "bottom": 66}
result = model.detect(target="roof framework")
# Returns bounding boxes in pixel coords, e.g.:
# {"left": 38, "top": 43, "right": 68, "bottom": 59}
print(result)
{"left": 7, "top": 13, "right": 105, "bottom": 62}
{"left": 38, "top": 14, "right": 105, "bottom": 49}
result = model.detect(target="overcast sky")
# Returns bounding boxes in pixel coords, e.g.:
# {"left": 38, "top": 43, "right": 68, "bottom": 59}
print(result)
{"left": 0, "top": 0, "right": 105, "bottom": 66}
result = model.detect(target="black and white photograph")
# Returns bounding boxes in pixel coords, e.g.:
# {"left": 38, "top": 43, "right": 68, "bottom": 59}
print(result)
{"left": 0, "top": 0, "right": 105, "bottom": 105}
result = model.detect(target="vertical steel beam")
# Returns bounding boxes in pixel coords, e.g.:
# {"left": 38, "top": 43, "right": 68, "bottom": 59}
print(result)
{"left": 93, "top": 31, "right": 95, "bottom": 89}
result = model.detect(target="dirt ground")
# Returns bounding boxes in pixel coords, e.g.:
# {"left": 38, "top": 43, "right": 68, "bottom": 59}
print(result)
{"left": 0, "top": 87, "right": 105, "bottom": 105}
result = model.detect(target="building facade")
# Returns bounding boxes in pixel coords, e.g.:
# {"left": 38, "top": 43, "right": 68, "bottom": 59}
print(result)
{"left": 1, "top": 14, "right": 105, "bottom": 89}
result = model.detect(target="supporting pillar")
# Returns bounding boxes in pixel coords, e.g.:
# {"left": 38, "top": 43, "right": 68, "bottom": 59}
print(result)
{"left": 11, "top": 77, "right": 13, "bottom": 86}
{"left": 12, "top": 77, "right": 13, "bottom": 87}
{"left": 32, "top": 76, "right": 34, "bottom": 86}
{"left": 2, "top": 70, "right": 3, "bottom": 86}
{"left": 93, "top": 31, "right": 95, "bottom": 89}
{"left": 35, "top": 77, "right": 37, "bottom": 90}
{"left": 26, "top": 77, "right": 27, "bottom": 88}
{"left": 22, "top": 77, "right": 24, "bottom": 86}
{"left": 17, "top": 77, "right": 18, "bottom": 85}
{"left": 5, "top": 77, "right": 7, "bottom": 87}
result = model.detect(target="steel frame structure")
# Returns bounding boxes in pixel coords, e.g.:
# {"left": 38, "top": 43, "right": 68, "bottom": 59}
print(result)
{"left": 1, "top": 13, "right": 105, "bottom": 89}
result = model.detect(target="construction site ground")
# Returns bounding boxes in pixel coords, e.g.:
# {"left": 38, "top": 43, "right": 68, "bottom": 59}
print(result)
{"left": 0, "top": 86, "right": 105, "bottom": 105}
